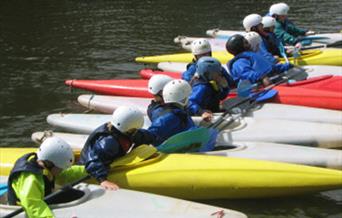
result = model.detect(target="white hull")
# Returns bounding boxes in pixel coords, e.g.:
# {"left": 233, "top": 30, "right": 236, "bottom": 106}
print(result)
{"left": 31, "top": 132, "right": 342, "bottom": 169}
{"left": 46, "top": 113, "right": 342, "bottom": 148}
{"left": 0, "top": 177, "right": 245, "bottom": 218}
{"left": 77, "top": 94, "right": 342, "bottom": 125}
{"left": 157, "top": 62, "right": 342, "bottom": 78}
{"left": 206, "top": 29, "right": 342, "bottom": 45}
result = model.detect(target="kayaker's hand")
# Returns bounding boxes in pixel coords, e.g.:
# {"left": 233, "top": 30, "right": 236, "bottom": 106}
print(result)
{"left": 262, "top": 77, "right": 272, "bottom": 87}
{"left": 295, "top": 42, "right": 302, "bottom": 49}
{"left": 100, "top": 180, "right": 119, "bottom": 190}
{"left": 305, "top": 30, "right": 315, "bottom": 36}
{"left": 201, "top": 111, "right": 213, "bottom": 122}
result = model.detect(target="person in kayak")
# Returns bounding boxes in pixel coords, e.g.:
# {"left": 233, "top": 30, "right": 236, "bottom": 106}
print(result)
{"left": 242, "top": 13, "right": 279, "bottom": 63}
{"left": 147, "top": 79, "right": 197, "bottom": 146}
{"left": 269, "top": 2, "right": 315, "bottom": 47}
{"left": 226, "top": 34, "right": 293, "bottom": 85}
{"left": 182, "top": 38, "right": 212, "bottom": 82}
{"left": 8, "top": 137, "right": 87, "bottom": 218}
{"left": 79, "top": 106, "right": 155, "bottom": 190}
{"left": 182, "top": 38, "right": 235, "bottom": 87}
{"left": 261, "top": 16, "right": 286, "bottom": 56}
{"left": 147, "top": 74, "right": 173, "bottom": 121}
{"left": 187, "top": 57, "right": 231, "bottom": 121}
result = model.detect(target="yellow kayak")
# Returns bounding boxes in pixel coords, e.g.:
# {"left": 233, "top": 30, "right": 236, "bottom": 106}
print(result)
{"left": 135, "top": 48, "right": 342, "bottom": 66}
{"left": 1, "top": 146, "right": 342, "bottom": 200}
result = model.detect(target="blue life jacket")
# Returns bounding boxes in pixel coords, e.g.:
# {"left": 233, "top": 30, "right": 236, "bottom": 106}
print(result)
{"left": 147, "top": 100, "right": 164, "bottom": 122}
{"left": 264, "top": 32, "right": 281, "bottom": 56}
{"left": 258, "top": 39, "right": 277, "bottom": 64}
{"left": 182, "top": 62, "right": 197, "bottom": 82}
{"left": 79, "top": 123, "right": 128, "bottom": 181}
{"left": 188, "top": 78, "right": 229, "bottom": 115}
{"left": 8, "top": 153, "right": 54, "bottom": 205}
{"left": 227, "top": 51, "right": 273, "bottom": 84}
{"left": 147, "top": 104, "right": 196, "bottom": 146}
{"left": 182, "top": 62, "right": 236, "bottom": 88}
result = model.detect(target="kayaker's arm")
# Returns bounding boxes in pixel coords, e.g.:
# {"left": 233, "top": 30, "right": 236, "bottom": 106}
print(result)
{"left": 230, "top": 59, "right": 269, "bottom": 84}
{"left": 272, "top": 62, "right": 293, "bottom": 74}
{"left": 11, "top": 172, "right": 54, "bottom": 218}
{"left": 274, "top": 21, "right": 300, "bottom": 45}
{"left": 182, "top": 63, "right": 196, "bottom": 82}
{"left": 130, "top": 129, "right": 156, "bottom": 146}
{"left": 83, "top": 136, "right": 123, "bottom": 182}
{"left": 55, "top": 165, "right": 88, "bottom": 186}
{"left": 286, "top": 20, "right": 307, "bottom": 37}
{"left": 187, "top": 84, "right": 209, "bottom": 116}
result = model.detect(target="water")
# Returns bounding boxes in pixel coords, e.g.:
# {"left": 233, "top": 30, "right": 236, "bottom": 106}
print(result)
{"left": 0, "top": 0, "right": 341, "bottom": 217}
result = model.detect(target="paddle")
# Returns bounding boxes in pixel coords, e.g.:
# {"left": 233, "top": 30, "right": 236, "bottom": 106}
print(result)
{"left": 3, "top": 175, "right": 91, "bottom": 218}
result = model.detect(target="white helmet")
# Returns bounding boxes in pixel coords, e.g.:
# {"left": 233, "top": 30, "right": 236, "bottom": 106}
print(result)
{"left": 244, "top": 32, "right": 262, "bottom": 52}
{"left": 37, "top": 137, "right": 74, "bottom": 170}
{"left": 270, "top": 3, "right": 290, "bottom": 16}
{"left": 262, "top": 16, "right": 276, "bottom": 28}
{"left": 191, "top": 38, "right": 211, "bottom": 56}
{"left": 243, "top": 14, "right": 262, "bottom": 31}
{"left": 111, "top": 106, "right": 144, "bottom": 133}
{"left": 148, "top": 74, "right": 173, "bottom": 95}
{"left": 163, "top": 79, "right": 192, "bottom": 107}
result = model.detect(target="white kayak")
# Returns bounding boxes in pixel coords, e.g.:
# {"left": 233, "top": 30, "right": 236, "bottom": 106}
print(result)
{"left": 77, "top": 94, "right": 342, "bottom": 125}
{"left": 0, "top": 177, "right": 245, "bottom": 218}
{"left": 157, "top": 62, "right": 342, "bottom": 78}
{"left": 174, "top": 35, "right": 228, "bottom": 52}
{"left": 31, "top": 131, "right": 342, "bottom": 170}
{"left": 46, "top": 113, "right": 342, "bottom": 148}
{"left": 206, "top": 29, "right": 342, "bottom": 45}
{"left": 174, "top": 35, "right": 342, "bottom": 52}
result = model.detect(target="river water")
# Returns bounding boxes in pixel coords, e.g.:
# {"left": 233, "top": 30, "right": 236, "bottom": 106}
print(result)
{"left": 1, "top": 0, "right": 341, "bottom": 217}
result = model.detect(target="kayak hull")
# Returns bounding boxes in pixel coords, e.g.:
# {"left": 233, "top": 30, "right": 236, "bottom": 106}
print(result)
{"left": 1, "top": 147, "right": 342, "bottom": 200}
{"left": 135, "top": 49, "right": 342, "bottom": 66}
{"left": 0, "top": 177, "right": 245, "bottom": 218}
{"left": 65, "top": 79, "right": 342, "bottom": 110}
{"left": 46, "top": 113, "right": 342, "bottom": 148}
{"left": 77, "top": 94, "right": 342, "bottom": 125}
{"left": 156, "top": 62, "right": 342, "bottom": 77}
{"left": 31, "top": 131, "right": 342, "bottom": 169}
{"left": 206, "top": 29, "right": 342, "bottom": 45}
{"left": 140, "top": 69, "right": 342, "bottom": 93}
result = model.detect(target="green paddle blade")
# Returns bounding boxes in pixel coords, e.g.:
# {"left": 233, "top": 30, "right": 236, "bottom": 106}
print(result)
{"left": 157, "top": 127, "right": 212, "bottom": 153}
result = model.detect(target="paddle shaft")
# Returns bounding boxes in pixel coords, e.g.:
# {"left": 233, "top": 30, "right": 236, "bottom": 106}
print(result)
{"left": 3, "top": 175, "right": 91, "bottom": 218}
{"left": 210, "top": 72, "right": 295, "bottom": 130}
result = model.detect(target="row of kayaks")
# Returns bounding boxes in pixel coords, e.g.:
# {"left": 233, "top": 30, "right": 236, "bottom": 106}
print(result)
{"left": 3, "top": 28, "right": 342, "bottom": 218}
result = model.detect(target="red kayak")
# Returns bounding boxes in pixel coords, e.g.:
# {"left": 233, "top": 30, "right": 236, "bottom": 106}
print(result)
{"left": 139, "top": 69, "right": 342, "bottom": 93}
{"left": 65, "top": 78, "right": 342, "bottom": 110}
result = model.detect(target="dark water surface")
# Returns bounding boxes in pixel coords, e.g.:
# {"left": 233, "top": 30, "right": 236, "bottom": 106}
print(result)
{"left": 1, "top": 0, "right": 341, "bottom": 217}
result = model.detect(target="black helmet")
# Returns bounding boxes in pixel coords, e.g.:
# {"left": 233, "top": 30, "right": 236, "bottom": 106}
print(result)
{"left": 226, "top": 34, "right": 249, "bottom": 55}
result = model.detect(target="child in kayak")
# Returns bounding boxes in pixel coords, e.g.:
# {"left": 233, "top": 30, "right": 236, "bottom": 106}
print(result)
{"left": 182, "top": 38, "right": 212, "bottom": 82}
{"left": 146, "top": 79, "right": 197, "bottom": 146}
{"left": 182, "top": 39, "right": 235, "bottom": 87}
{"left": 188, "top": 57, "right": 232, "bottom": 121}
{"left": 226, "top": 34, "right": 293, "bottom": 85}
{"left": 242, "top": 13, "right": 279, "bottom": 63}
{"left": 8, "top": 137, "right": 87, "bottom": 218}
{"left": 79, "top": 106, "right": 155, "bottom": 190}
{"left": 269, "top": 2, "right": 315, "bottom": 47}
{"left": 147, "top": 74, "right": 173, "bottom": 121}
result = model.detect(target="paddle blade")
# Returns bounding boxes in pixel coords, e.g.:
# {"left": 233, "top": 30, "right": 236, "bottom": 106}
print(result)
{"left": 254, "top": 89, "right": 278, "bottom": 102}
{"left": 237, "top": 80, "right": 253, "bottom": 97}
{"left": 157, "top": 127, "right": 212, "bottom": 153}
